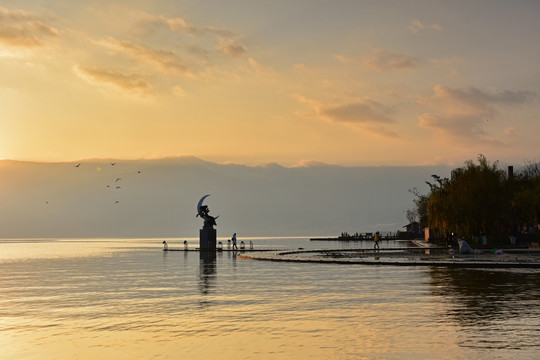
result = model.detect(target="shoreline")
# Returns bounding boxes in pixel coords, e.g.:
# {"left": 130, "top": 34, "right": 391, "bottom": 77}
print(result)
{"left": 238, "top": 248, "right": 540, "bottom": 268}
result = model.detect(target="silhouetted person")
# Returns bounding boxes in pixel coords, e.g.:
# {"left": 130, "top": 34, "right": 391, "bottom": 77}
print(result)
{"left": 374, "top": 232, "right": 380, "bottom": 251}
{"left": 232, "top": 233, "right": 238, "bottom": 250}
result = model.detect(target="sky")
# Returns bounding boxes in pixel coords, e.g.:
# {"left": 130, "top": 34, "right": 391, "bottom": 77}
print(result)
{"left": 1, "top": 0, "right": 539, "bottom": 166}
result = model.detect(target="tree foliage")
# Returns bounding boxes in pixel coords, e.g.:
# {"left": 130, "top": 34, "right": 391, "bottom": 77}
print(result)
{"left": 410, "top": 155, "right": 540, "bottom": 246}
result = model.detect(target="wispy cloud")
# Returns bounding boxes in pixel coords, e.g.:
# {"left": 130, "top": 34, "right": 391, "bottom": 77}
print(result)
{"left": 248, "top": 57, "right": 274, "bottom": 74}
{"left": 74, "top": 65, "right": 151, "bottom": 96}
{"left": 218, "top": 38, "right": 247, "bottom": 57}
{"left": 94, "top": 37, "right": 193, "bottom": 76}
{"left": 334, "top": 54, "right": 358, "bottom": 64}
{"left": 295, "top": 94, "right": 399, "bottom": 137}
{"left": 320, "top": 101, "right": 396, "bottom": 125}
{"left": 409, "top": 20, "right": 442, "bottom": 33}
{"left": 134, "top": 13, "right": 246, "bottom": 57}
{"left": 419, "top": 113, "right": 489, "bottom": 138}
{"left": 138, "top": 14, "right": 235, "bottom": 38}
{"left": 172, "top": 85, "right": 186, "bottom": 97}
{"left": 420, "top": 85, "right": 534, "bottom": 116}
{"left": 364, "top": 49, "right": 418, "bottom": 71}
{"left": 0, "top": 6, "right": 58, "bottom": 48}
{"left": 418, "top": 85, "right": 536, "bottom": 143}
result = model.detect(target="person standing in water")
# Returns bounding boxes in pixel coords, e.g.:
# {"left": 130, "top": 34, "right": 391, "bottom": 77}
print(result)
{"left": 232, "top": 233, "right": 238, "bottom": 250}
{"left": 373, "top": 232, "right": 380, "bottom": 251}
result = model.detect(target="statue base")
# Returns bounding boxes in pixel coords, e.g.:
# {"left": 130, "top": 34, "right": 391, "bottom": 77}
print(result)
{"left": 199, "top": 227, "right": 217, "bottom": 251}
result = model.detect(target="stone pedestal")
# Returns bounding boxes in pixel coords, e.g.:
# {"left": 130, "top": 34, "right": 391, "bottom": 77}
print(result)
{"left": 199, "top": 227, "right": 217, "bottom": 251}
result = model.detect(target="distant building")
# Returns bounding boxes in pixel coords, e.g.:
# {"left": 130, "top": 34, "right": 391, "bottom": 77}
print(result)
{"left": 396, "top": 222, "right": 421, "bottom": 240}
{"left": 403, "top": 222, "right": 420, "bottom": 235}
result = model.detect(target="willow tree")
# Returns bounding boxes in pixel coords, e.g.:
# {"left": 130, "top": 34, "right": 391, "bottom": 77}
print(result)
{"left": 513, "top": 161, "right": 540, "bottom": 232}
{"left": 448, "top": 155, "right": 507, "bottom": 241}
{"left": 425, "top": 155, "right": 508, "bottom": 244}
{"left": 426, "top": 175, "right": 451, "bottom": 238}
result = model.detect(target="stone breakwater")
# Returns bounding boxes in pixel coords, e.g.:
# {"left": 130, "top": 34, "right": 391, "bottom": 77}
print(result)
{"left": 238, "top": 249, "right": 540, "bottom": 268}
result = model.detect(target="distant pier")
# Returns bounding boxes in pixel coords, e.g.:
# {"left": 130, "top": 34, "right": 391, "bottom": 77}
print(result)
{"left": 311, "top": 232, "right": 398, "bottom": 241}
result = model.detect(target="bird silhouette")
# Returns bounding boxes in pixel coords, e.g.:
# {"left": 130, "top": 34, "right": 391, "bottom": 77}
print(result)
{"left": 75, "top": 163, "right": 81, "bottom": 167}
{"left": 111, "top": 162, "right": 116, "bottom": 166}
{"left": 116, "top": 186, "right": 121, "bottom": 189}
{"left": 115, "top": 201, "right": 120, "bottom": 204}
{"left": 115, "top": 178, "right": 121, "bottom": 182}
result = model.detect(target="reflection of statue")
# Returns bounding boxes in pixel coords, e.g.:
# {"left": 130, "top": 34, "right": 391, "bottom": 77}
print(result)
{"left": 198, "top": 252, "right": 217, "bottom": 297}
{"left": 196, "top": 194, "right": 218, "bottom": 229}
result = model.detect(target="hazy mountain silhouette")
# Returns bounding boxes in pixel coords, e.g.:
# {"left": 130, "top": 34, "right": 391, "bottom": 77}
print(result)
{"left": 0, "top": 157, "right": 452, "bottom": 238}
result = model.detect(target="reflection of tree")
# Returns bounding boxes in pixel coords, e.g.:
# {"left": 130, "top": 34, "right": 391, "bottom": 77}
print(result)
{"left": 429, "top": 267, "right": 540, "bottom": 327}
{"left": 198, "top": 251, "right": 217, "bottom": 296}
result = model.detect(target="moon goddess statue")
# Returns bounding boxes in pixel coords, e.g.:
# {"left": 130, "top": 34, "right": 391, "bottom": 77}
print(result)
{"left": 196, "top": 194, "right": 218, "bottom": 229}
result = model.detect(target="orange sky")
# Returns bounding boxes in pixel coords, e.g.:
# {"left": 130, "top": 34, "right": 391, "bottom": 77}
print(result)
{"left": 1, "top": 1, "right": 539, "bottom": 166}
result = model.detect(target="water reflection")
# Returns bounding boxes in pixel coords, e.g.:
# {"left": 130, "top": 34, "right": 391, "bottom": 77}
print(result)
{"left": 3, "top": 238, "right": 539, "bottom": 359}
{"left": 429, "top": 267, "right": 540, "bottom": 350}
{"left": 198, "top": 251, "right": 217, "bottom": 296}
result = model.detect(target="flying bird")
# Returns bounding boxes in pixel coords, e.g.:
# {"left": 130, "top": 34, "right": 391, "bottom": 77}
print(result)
{"left": 111, "top": 162, "right": 116, "bottom": 166}
{"left": 116, "top": 186, "right": 121, "bottom": 189}
{"left": 75, "top": 163, "right": 81, "bottom": 167}
{"left": 115, "top": 201, "right": 120, "bottom": 204}
{"left": 116, "top": 178, "right": 121, "bottom": 182}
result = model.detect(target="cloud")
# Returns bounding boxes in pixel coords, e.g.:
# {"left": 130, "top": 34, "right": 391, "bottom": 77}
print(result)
{"left": 418, "top": 85, "right": 536, "bottom": 143}
{"left": 218, "top": 38, "right": 247, "bottom": 57}
{"left": 248, "top": 57, "right": 273, "bottom": 73}
{"left": 135, "top": 13, "right": 248, "bottom": 59}
{"left": 364, "top": 49, "right": 418, "bottom": 71}
{"left": 409, "top": 20, "right": 442, "bottom": 33}
{"left": 420, "top": 85, "right": 535, "bottom": 116}
{"left": 334, "top": 54, "right": 358, "bottom": 64}
{"left": 418, "top": 113, "right": 487, "bottom": 137}
{"left": 172, "top": 85, "right": 186, "bottom": 97}
{"left": 294, "top": 94, "right": 399, "bottom": 137}
{"left": 74, "top": 65, "right": 151, "bottom": 95}
{"left": 140, "top": 14, "right": 235, "bottom": 38}
{"left": 320, "top": 101, "right": 396, "bottom": 125}
{"left": 0, "top": 6, "right": 58, "bottom": 48}
{"left": 95, "top": 37, "right": 193, "bottom": 76}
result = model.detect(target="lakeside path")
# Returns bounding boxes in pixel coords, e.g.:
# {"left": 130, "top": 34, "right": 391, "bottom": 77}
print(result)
{"left": 238, "top": 248, "right": 540, "bottom": 268}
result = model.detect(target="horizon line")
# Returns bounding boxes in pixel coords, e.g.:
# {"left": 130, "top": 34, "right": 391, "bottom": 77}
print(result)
{"left": 0, "top": 155, "right": 471, "bottom": 169}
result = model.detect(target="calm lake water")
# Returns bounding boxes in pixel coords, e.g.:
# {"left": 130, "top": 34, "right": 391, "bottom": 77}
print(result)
{"left": 1, "top": 237, "right": 539, "bottom": 360}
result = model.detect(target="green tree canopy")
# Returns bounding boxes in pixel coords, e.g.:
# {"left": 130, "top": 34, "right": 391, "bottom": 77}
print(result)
{"left": 411, "top": 155, "right": 540, "bottom": 246}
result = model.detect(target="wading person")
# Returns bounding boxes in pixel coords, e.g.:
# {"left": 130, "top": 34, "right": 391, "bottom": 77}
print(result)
{"left": 374, "top": 232, "right": 380, "bottom": 251}
{"left": 232, "top": 233, "right": 238, "bottom": 250}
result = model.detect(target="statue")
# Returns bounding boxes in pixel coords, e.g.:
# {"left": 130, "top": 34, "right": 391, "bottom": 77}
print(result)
{"left": 196, "top": 194, "right": 218, "bottom": 251}
{"left": 196, "top": 194, "right": 218, "bottom": 228}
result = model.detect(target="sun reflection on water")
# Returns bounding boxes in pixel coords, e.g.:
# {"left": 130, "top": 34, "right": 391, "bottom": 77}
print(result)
{"left": 0, "top": 238, "right": 538, "bottom": 359}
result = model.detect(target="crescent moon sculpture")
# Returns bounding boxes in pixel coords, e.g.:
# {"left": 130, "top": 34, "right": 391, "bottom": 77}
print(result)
{"left": 196, "top": 194, "right": 218, "bottom": 228}
{"left": 197, "top": 194, "right": 211, "bottom": 214}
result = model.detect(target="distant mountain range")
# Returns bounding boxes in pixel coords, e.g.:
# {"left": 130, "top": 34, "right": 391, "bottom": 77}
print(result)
{"left": 0, "top": 157, "right": 452, "bottom": 239}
